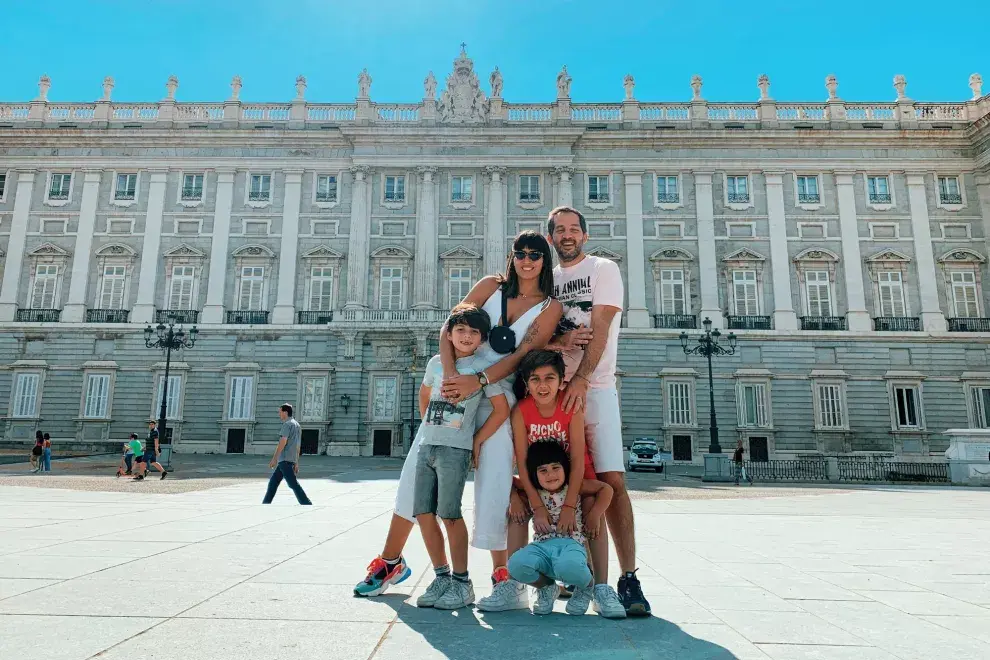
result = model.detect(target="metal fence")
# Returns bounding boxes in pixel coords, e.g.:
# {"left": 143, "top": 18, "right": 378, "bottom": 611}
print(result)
{"left": 742, "top": 459, "right": 829, "bottom": 482}
{"left": 836, "top": 460, "right": 949, "bottom": 483}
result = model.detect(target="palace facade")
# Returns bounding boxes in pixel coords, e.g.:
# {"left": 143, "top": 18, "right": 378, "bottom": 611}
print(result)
{"left": 1, "top": 50, "right": 989, "bottom": 462}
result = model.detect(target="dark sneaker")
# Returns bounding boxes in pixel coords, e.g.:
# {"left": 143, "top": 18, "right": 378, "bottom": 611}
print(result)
{"left": 161, "top": 471, "right": 168, "bottom": 480}
{"left": 617, "top": 570, "right": 651, "bottom": 617}
{"left": 134, "top": 474, "right": 145, "bottom": 481}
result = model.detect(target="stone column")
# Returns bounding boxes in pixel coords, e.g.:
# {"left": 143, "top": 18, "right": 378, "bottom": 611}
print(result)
{"left": 906, "top": 173, "right": 946, "bottom": 331}
{"left": 62, "top": 170, "right": 103, "bottom": 322}
{"left": 623, "top": 172, "right": 650, "bottom": 328}
{"left": 693, "top": 172, "right": 722, "bottom": 329}
{"left": 483, "top": 166, "right": 507, "bottom": 277}
{"left": 201, "top": 169, "right": 236, "bottom": 324}
{"left": 0, "top": 171, "right": 36, "bottom": 321}
{"left": 344, "top": 166, "right": 372, "bottom": 309}
{"left": 835, "top": 172, "right": 871, "bottom": 331}
{"left": 272, "top": 170, "right": 303, "bottom": 324}
{"left": 764, "top": 172, "right": 798, "bottom": 330}
{"left": 413, "top": 167, "right": 439, "bottom": 308}
{"left": 131, "top": 170, "right": 169, "bottom": 324}
{"left": 554, "top": 166, "right": 574, "bottom": 208}
{"left": 976, "top": 174, "right": 990, "bottom": 281}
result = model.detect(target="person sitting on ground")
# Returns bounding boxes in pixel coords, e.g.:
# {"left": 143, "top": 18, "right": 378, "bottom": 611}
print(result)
{"left": 414, "top": 303, "right": 510, "bottom": 611}
{"left": 507, "top": 440, "right": 613, "bottom": 616}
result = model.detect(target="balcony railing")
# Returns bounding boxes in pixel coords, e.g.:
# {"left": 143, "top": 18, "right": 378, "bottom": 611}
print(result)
{"left": 801, "top": 316, "right": 847, "bottom": 331}
{"left": 874, "top": 316, "right": 920, "bottom": 331}
{"left": 48, "top": 190, "right": 69, "bottom": 200}
{"left": 948, "top": 317, "right": 990, "bottom": 332}
{"left": 727, "top": 192, "right": 750, "bottom": 203}
{"left": 798, "top": 193, "right": 821, "bottom": 204}
{"left": 226, "top": 310, "right": 269, "bottom": 325}
{"left": 940, "top": 193, "right": 963, "bottom": 205}
{"left": 869, "top": 193, "right": 892, "bottom": 204}
{"left": 86, "top": 309, "right": 130, "bottom": 323}
{"left": 450, "top": 192, "right": 472, "bottom": 202}
{"left": 727, "top": 315, "right": 772, "bottom": 330}
{"left": 384, "top": 192, "right": 405, "bottom": 202}
{"left": 180, "top": 186, "right": 203, "bottom": 201}
{"left": 15, "top": 308, "right": 61, "bottom": 322}
{"left": 248, "top": 192, "right": 270, "bottom": 202}
{"left": 653, "top": 314, "right": 696, "bottom": 330}
{"left": 657, "top": 193, "right": 680, "bottom": 203}
{"left": 588, "top": 194, "right": 609, "bottom": 203}
{"left": 297, "top": 310, "right": 334, "bottom": 325}
{"left": 114, "top": 190, "right": 136, "bottom": 201}
{"left": 315, "top": 192, "right": 337, "bottom": 202}
{"left": 156, "top": 309, "right": 199, "bottom": 325}
{"left": 519, "top": 192, "right": 540, "bottom": 203}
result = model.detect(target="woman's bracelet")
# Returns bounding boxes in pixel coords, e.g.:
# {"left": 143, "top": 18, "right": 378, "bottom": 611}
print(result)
{"left": 562, "top": 503, "right": 577, "bottom": 510}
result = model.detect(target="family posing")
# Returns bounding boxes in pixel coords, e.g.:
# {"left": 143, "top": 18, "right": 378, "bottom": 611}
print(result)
{"left": 354, "top": 206, "right": 651, "bottom": 619}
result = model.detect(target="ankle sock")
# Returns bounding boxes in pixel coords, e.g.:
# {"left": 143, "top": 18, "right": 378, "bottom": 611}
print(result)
{"left": 434, "top": 564, "right": 451, "bottom": 577}
{"left": 383, "top": 556, "right": 401, "bottom": 567}
{"left": 452, "top": 571, "right": 469, "bottom": 583}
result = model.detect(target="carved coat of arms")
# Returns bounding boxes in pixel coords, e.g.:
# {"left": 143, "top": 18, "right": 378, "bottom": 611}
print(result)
{"left": 437, "top": 48, "right": 489, "bottom": 124}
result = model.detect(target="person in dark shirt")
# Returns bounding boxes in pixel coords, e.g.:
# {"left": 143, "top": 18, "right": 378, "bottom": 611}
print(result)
{"left": 733, "top": 440, "right": 752, "bottom": 485}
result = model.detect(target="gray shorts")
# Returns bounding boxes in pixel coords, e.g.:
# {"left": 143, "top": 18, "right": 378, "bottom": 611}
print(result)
{"left": 412, "top": 444, "right": 472, "bottom": 520}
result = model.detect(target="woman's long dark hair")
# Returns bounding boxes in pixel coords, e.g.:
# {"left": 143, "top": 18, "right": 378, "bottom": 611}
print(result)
{"left": 500, "top": 231, "right": 554, "bottom": 300}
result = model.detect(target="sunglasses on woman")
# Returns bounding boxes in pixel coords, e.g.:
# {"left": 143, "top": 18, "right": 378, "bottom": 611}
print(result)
{"left": 513, "top": 250, "right": 544, "bottom": 261}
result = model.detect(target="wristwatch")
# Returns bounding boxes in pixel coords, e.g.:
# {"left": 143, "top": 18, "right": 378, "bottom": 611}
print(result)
{"left": 478, "top": 371, "right": 490, "bottom": 387}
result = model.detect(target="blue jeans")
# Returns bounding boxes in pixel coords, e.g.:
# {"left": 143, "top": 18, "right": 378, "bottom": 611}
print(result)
{"left": 508, "top": 537, "right": 592, "bottom": 588}
{"left": 42, "top": 448, "right": 51, "bottom": 471}
{"left": 262, "top": 461, "right": 312, "bottom": 505}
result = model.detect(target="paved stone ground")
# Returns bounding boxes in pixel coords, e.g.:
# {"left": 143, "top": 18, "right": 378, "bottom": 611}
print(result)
{"left": 0, "top": 457, "right": 988, "bottom": 659}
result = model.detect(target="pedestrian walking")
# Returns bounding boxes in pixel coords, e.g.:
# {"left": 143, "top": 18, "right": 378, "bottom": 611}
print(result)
{"left": 117, "top": 434, "right": 138, "bottom": 477}
{"left": 30, "top": 431, "right": 43, "bottom": 472}
{"left": 262, "top": 404, "right": 311, "bottom": 505}
{"left": 134, "top": 421, "right": 167, "bottom": 481}
{"left": 733, "top": 440, "right": 753, "bottom": 485}
{"left": 42, "top": 433, "right": 52, "bottom": 472}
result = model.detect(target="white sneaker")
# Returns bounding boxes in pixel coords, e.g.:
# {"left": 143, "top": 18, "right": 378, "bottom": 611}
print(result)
{"left": 565, "top": 584, "right": 593, "bottom": 615}
{"left": 592, "top": 584, "right": 627, "bottom": 619}
{"left": 434, "top": 578, "right": 475, "bottom": 610}
{"left": 533, "top": 583, "right": 560, "bottom": 615}
{"left": 477, "top": 578, "right": 529, "bottom": 612}
{"left": 416, "top": 575, "right": 452, "bottom": 608}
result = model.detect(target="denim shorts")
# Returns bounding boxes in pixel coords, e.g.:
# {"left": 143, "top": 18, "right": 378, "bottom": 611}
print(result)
{"left": 143, "top": 451, "right": 157, "bottom": 464}
{"left": 412, "top": 444, "right": 472, "bottom": 520}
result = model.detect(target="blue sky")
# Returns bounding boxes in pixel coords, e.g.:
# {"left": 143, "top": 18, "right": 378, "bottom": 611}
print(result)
{"left": 2, "top": 0, "right": 987, "bottom": 104}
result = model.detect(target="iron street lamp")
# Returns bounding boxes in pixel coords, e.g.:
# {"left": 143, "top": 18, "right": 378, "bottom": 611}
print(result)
{"left": 680, "top": 317, "right": 736, "bottom": 455}
{"left": 144, "top": 319, "right": 198, "bottom": 468}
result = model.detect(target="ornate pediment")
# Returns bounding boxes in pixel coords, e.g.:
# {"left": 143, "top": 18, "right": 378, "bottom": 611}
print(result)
{"left": 722, "top": 248, "right": 766, "bottom": 262}
{"left": 866, "top": 249, "right": 911, "bottom": 263}
{"left": 95, "top": 243, "right": 136, "bottom": 257}
{"left": 650, "top": 247, "right": 694, "bottom": 262}
{"left": 586, "top": 246, "right": 622, "bottom": 262}
{"left": 437, "top": 46, "right": 489, "bottom": 124}
{"left": 440, "top": 246, "right": 481, "bottom": 260}
{"left": 163, "top": 243, "right": 206, "bottom": 259}
{"left": 370, "top": 245, "right": 413, "bottom": 259}
{"left": 29, "top": 242, "right": 70, "bottom": 257}
{"left": 302, "top": 245, "right": 344, "bottom": 260}
{"left": 939, "top": 248, "right": 985, "bottom": 264}
{"left": 232, "top": 244, "right": 275, "bottom": 258}
{"left": 793, "top": 247, "right": 840, "bottom": 263}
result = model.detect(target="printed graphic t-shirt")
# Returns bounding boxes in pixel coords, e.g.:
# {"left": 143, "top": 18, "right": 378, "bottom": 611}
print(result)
{"left": 553, "top": 255, "right": 624, "bottom": 388}
{"left": 421, "top": 354, "right": 507, "bottom": 451}
{"left": 517, "top": 394, "right": 595, "bottom": 478}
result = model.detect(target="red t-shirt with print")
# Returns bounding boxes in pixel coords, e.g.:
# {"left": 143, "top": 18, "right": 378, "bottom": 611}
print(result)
{"left": 517, "top": 394, "right": 596, "bottom": 480}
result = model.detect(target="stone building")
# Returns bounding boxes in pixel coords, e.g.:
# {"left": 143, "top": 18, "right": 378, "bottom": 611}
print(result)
{"left": 0, "top": 51, "right": 989, "bottom": 463}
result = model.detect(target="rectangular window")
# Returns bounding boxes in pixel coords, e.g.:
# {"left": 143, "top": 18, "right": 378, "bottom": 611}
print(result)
{"left": 448, "top": 267, "right": 472, "bottom": 309}
{"left": 309, "top": 267, "right": 334, "bottom": 311}
{"left": 451, "top": 175, "right": 472, "bottom": 202}
{"left": 797, "top": 175, "right": 820, "bottom": 203}
{"left": 372, "top": 376, "right": 398, "bottom": 421}
{"left": 938, "top": 176, "right": 961, "bottom": 204}
{"left": 302, "top": 376, "right": 327, "bottom": 421}
{"left": 892, "top": 385, "right": 922, "bottom": 429}
{"left": 316, "top": 174, "right": 337, "bottom": 202}
{"left": 816, "top": 383, "right": 845, "bottom": 429}
{"left": 42, "top": 219, "right": 66, "bottom": 234}
{"left": 732, "top": 270, "right": 759, "bottom": 316}
{"left": 951, "top": 271, "right": 979, "bottom": 318}
{"left": 32, "top": 265, "right": 59, "bottom": 309}
{"left": 660, "top": 269, "right": 686, "bottom": 314}
{"left": 588, "top": 175, "right": 609, "bottom": 202}
{"left": 99, "top": 265, "right": 126, "bottom": 309}
{"left": 379, "top": 266, "right": 403, "bottom": 310}
{"left": 0, "top": 172, "right": 6, "bottom": 199}
{"left": 384, "top": 175, "right": 405, "bottom": 202}
{"left": 805, "top": 271, "right": 833, "bottom": 317}
{"left": 228, "top": 376, "right": 254, "bottom": 420}
{"left": 83, "top": 373, "right": 111, "bottom": 418}
{"left": 249, "top": 174, "right": 271, "bottom": 202}
{"left": 49, "top": 173, "right": 71, "bottom": 200}
{"left": 667, "top": 381, "right": 693, "bottom": 426}
{"left": 238, "top": 266, "right": 265, "bottom": 311}
{"left": 657, "top": 175, "right": 679, "bottom": 203}
{"left": 107, "top": 219, "right": 133, "bottom": 234}
{"left": 970, "top": 385, "right": 990, "bottom": 428}
{"left": 877, "top": 271, "right": 906, "bottom": 317}
{"left": 740, "top": 383, "right": 769, "bottom": 428}
{"left": 726, "top": 175, "right": 749, "bottom": 203}
{"left": 114, "top": 173, "right": 137, "bottom": 200}
{"left": 154, "top": 374, "right": 182, "bottom": 419}
{"left": 182, "top": 173, "right": 204, "bottom": 200}
{"left": 168, "top": 266, "right": 195, "bottom": 310}
{"left": 12, "top": 373, "right": 40, "bottom": 418}
{"left": 244, "top": 221, "right": 268, "bottom": 236}
{"left": 519, "top": 175, "right": 540, "bottom": 202}
{"left": 176, "top": 220, "right": 200, "bottom": 235}
{"left": 868, "top": 176, "right": 891, "bottom": 203}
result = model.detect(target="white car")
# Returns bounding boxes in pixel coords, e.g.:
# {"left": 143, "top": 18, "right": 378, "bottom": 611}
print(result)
{"left": 628, "top": 441, "right": 664, "bottom": 472}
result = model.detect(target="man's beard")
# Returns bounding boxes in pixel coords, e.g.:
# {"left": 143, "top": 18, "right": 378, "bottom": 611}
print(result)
{"left": 554, "top": 241, "right": 582, "bottom": 263}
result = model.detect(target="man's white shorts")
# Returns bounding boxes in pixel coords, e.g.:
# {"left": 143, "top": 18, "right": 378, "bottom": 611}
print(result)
{"left": 585, "top": 386, "right": 625, "bottom": 474}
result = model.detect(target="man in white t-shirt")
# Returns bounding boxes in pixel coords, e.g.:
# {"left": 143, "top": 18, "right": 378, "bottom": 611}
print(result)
{"left": 547, "top": 205, "right": 651, "bottom": 617}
